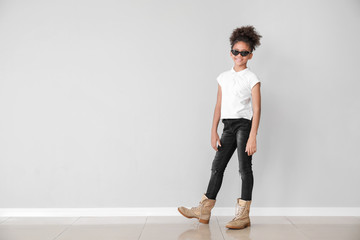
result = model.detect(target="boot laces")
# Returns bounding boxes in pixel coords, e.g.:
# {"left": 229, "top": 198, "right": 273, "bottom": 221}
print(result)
{"left": 191, "top": 200, "right": 204, "bottom": 221}
{"left": 190, "top": 201, "right": 204, "bottom": 213}
{"left": 233, "top": 203, "right": 245, "bottom": 220}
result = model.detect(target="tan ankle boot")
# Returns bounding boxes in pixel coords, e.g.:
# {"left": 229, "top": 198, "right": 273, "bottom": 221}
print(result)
{"left": 178, "top": 193, "right": 216, "bottom": 224}
{"left": 226, "top": 198, "right": 252, "bottom": 229}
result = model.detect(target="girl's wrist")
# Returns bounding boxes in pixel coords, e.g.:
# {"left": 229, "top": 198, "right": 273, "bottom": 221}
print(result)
{"left": 249, "top": 132, "right": 257, "bottom": 138}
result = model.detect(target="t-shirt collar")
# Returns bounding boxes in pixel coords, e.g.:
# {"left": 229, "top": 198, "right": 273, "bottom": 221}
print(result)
{"left": 231, "top": 66, "right": 249, "bottom": 74}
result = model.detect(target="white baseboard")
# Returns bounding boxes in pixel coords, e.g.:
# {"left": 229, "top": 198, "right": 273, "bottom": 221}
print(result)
{"left": 1, "top": 208, "right": 359, "bottom": 217}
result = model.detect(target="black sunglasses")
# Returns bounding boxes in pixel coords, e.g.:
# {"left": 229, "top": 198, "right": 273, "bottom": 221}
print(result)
{"left": 231, "top": 49, "right": 252, "bottom": 57}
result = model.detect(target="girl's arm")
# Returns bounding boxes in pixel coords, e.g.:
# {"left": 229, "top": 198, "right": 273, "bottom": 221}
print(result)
{"left": 250, "top": 82, "right": 261, "bottom": 137}
{"left": 246, "top": 82, "right": 261, "bottom": 156}
{"left": 211, "top": 84, "right": 222, "bottom": 150}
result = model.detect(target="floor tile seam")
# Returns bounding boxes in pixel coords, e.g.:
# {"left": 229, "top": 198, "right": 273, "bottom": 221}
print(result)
{"left": 52, "top": 216, "right": 81, "bottom": 240}
{"left": 215, "top": 216, "right": 226, "bottom": 240}
{"left": 70, "top": 216, "right": 81, "bottom": 225}
{"left": 0, "top": 217, "right": 9, "bottom": 224}
{"left": 284, "top": 216, "right": 312, "bottom": 240}
{"left": 137, "top": 216, "right": 148, "bottom": 240}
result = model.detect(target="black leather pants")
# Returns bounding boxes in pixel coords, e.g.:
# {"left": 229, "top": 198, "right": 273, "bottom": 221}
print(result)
{"left": 205, "top": 117, "right": 254, "bottom": 200}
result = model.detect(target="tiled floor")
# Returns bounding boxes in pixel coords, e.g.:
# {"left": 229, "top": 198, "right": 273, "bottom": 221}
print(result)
{"left": 0, "top": 216, "right": 359, "bottom": 240}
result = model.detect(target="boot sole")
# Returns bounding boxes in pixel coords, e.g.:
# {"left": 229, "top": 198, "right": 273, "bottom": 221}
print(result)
{"left": 177, "top": 208, "right": 210, "bottom": 224}
{"left": 226, "top": 222, "right": 251, "bottom": 229}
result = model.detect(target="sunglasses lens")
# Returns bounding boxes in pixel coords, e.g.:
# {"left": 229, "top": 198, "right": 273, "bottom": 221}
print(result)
{"left": 231, "top": 50, "right": 240, "bottom": 56}
{"left": 232, "top": 50, "right": 251, "bottom": 56}
{"left": 240, "top": 51, "right": 250, "bottom": 57}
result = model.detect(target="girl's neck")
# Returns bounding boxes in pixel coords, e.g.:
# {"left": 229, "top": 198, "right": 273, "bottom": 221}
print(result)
{"left": 233, "top": 64, "right": 247, "bottom": 72}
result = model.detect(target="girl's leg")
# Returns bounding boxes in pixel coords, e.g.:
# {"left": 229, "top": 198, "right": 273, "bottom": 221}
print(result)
{"left": 235, "top": 120, "right": 254, "bottom": 201}
{"left": 205, "top": 123, "right": 237, "bottom": 200}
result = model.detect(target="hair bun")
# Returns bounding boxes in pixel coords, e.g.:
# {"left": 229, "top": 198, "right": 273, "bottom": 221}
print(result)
{"left": 230, "top": 25, "right": 262, "bottom": 52}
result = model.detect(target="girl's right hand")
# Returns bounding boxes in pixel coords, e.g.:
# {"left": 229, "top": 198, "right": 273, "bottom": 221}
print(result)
{"left": 211, "top": 132, "right": 222, "bottom": 151}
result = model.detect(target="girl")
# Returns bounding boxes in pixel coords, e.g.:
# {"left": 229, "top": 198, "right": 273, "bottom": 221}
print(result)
{"left": 178, "top": 25, "right": 262, "bottom": 230}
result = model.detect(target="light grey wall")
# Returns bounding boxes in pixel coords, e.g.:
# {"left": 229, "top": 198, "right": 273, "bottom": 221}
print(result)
{"left": 0, "top": 0, "right": 359, "bottom": 208}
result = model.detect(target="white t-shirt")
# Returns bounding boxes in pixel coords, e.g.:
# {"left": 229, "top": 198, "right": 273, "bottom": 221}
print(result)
{"left": 217, "top": 66, "right": 260, "bottom": 120}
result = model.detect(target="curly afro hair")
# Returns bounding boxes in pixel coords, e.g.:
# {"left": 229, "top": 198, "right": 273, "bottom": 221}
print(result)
{"left": 230, "top": 25, "right": 262, "bottom": 52}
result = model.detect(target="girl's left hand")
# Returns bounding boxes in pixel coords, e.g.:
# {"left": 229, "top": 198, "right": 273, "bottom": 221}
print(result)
{"left": 245, "top": 136, "right": 257, "bottom": 156}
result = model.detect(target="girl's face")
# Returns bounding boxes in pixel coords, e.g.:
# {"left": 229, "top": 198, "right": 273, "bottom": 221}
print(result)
{"left": 230, "top": 41, "right": 253, "bottom": 68}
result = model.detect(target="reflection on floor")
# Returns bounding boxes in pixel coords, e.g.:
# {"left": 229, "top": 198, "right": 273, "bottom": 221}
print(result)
{"left": 0, "top": 216, "right": 359, "bottom": 240}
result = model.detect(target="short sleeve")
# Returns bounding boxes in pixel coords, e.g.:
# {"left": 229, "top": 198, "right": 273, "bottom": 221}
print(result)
{"left": 216, "top": 73, "right": 222, "bottom": 86}
{"left": 249, "top": 74, "right": 261, "bottom": 89}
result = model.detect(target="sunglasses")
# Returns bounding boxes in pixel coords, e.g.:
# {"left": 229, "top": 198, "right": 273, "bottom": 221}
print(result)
{"left": 231, "top": 49, "right": 252, "bottom": 57}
